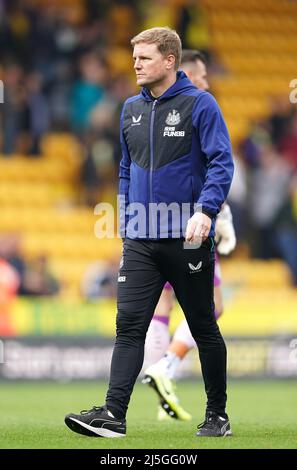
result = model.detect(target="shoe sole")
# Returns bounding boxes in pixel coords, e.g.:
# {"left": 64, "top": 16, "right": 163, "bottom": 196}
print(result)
{"left": 65, "top": 417, "right": 126, "bottom": 438}
{"left": 143, "top": 374, "right": 191, "bottom": 421}
{"left": 196, "top": 429, "right": 233, "bottom": 437}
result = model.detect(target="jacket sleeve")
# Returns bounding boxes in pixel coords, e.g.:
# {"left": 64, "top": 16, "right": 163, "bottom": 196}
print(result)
{"left": 119, "top": 102, "right": 131, "bottom": 237}
{"left": 193, "top": 92, "right": 234, "bottom": 217}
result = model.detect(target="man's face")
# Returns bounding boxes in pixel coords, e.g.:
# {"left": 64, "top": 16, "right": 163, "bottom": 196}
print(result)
{"left": 184, "top": 59, "right": 209, "bottom": 91}
{"left": 133, "top": 42, "right": 174, "bottom": 88}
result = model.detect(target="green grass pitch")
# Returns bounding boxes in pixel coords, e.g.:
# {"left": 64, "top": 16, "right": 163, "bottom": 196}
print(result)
{"left": 1, "top": 380, "right": 297, "bottom": 449}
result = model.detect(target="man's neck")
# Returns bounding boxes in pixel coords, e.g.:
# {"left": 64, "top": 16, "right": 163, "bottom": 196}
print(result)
{"left": 149, "top": 73, "right": 177, "bottom": 99}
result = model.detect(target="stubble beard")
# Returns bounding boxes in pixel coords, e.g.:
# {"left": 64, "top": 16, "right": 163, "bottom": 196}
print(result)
{"left": 136, "top": 71, "right": 167, "bottom": 90}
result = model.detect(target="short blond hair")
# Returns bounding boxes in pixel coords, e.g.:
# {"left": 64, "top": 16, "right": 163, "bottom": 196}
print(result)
{"left": 131, "top": 27, "right": 182, "bottom": 71}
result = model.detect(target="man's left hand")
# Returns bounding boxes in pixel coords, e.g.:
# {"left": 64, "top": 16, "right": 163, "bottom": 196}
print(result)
{"left": 185, "top": 212, "right": 211, "bottom": 244}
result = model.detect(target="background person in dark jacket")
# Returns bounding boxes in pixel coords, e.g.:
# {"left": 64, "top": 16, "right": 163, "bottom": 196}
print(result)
{"left": 65, "top": 27, "right": 234, "bottom": 439}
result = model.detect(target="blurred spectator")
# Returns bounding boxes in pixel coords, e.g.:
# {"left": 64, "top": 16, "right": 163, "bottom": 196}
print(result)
{"left": 79, "top": 77, "right": 135, "bottom": 205}
{"left": 240, "top": 121, "right": 271, "bottom": 169}
{"left": 26, "top": 72, "right": 50, "bottom": 155}
{"left": 1, "top": 66, "right": 50, "bottom": 155}
{"left": 81, "top": 258, "right": 119, "bottom": 299}
{"left": 280, "top": 113, "right": 297, "bottom": 172}
{"left": 70, "top": 52, "right": 107, "bottom": 132}
{"left": 249, "top": 142, "right": 291, "bottom": 258}
{"left": 1, "top": 63, "right": 28, "bottom": 155}
{"left": 227, "top": 154, "right": 248, "bottom": 242}
{"left": 79, "top": 96, "right": 118, "bottom": 206}
{"left": 47, "top": 61, "right": 73, "bottom": 131}
{"left": 80, "top": 130, "right": 101, "bottom": 207}
{"left": 0, "top": 257, "right": 20, "bottom": 336}
{"left": 268, "top": 96, "right": 295, "bottom": 149}
{"left": 0, "top": 233, "right": 27, "bottom": 293}
{"left": 22, "top": 255, "right": 60, "bottom": 296}
{"left": 0, "top": 1, "right": 32, "bottom": 68}
{"left": 0, "top": 234, "right": 60, "bottom": 296}
{"left": 274, "top": 175, "right": 297, "bottom": 286}
{"left": 176, "top": 0, "right": 210, "bottom": 59}
{"left": 106, "top": 76, "right": 137, "bottom": 164}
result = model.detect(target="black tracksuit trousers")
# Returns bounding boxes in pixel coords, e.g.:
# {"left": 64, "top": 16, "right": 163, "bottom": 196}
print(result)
{"left": 106, "top": 238, "right": 227, "bottom": 419}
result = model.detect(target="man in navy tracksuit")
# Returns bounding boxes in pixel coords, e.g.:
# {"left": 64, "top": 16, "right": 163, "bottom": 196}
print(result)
{"left": 65, "top": 27, "right": 234, "bottom": 438}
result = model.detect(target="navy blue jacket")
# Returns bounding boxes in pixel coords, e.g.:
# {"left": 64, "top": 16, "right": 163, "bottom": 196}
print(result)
{"left": 119, "top": 71, "right": 234, "bottom": 239}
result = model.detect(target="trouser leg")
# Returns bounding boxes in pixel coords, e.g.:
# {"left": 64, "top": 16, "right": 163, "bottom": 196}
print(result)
{"left": 106, "top": 239, "right": 164, "bottom": 418}
{"left": 157, "top": 239, "right": 227, "bottom": 415}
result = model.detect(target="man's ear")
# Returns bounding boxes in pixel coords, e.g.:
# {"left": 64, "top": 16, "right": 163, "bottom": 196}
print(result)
{"left": 166, "top": 54, "right": 176, "bottom": 70}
